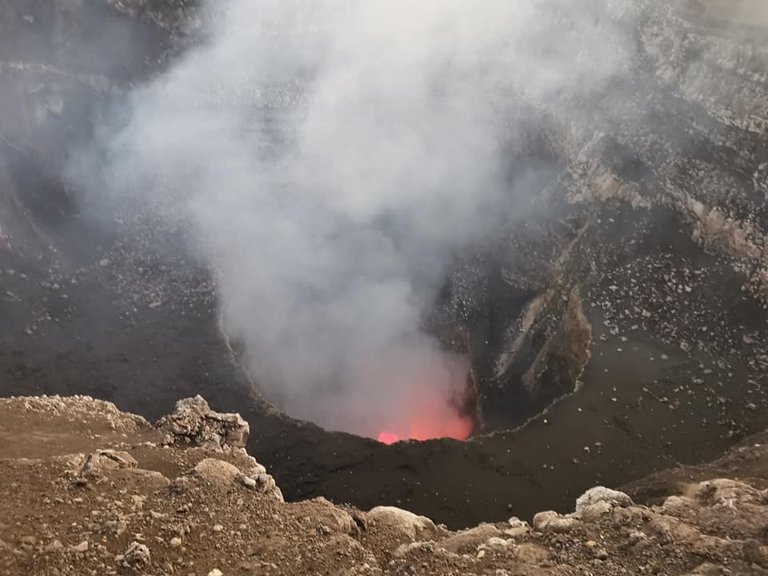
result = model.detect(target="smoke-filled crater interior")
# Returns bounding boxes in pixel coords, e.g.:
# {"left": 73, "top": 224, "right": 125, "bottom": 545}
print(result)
{"left": 3, "top": 0, "right": 768, "bottom": 530}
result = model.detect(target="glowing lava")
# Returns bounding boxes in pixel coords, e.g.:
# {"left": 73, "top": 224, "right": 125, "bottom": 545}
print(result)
{"left": 408, "top": 413, "right": 473, "bottom": 442}
{"left": 373, "top": 365, "right": 476, "bottom": 445}
{"left": 376, "top": 413, "right": 473, "bottom": 444}
{"left": 377, "top": 431, "right": 401, "bottom": 445}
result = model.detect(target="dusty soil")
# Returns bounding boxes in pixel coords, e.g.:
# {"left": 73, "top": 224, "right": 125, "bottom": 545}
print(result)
{"left": 2, "top": 396, "right": 768, "bottom": 576}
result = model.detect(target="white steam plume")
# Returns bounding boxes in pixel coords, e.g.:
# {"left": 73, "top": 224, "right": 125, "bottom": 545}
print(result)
{"left": 72, "top": 0, "right": 632, "bottom": 438}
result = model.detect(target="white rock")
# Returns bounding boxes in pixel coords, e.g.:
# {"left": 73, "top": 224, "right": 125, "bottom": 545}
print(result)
{"left": 575, "top": 486, "right": 633, "bottom": 513}
{"left": 532, "top": 511, "right": 579, "bottom": 533}
{"left": 239, "top": 475, "right": 258, "bottom": 489}
{"left": 486, "top": 537, "right": 510, "bottom": 549}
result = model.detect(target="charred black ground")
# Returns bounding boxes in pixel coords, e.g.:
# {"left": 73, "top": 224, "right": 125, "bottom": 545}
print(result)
{"left": 2, "top": 0, "right": 768, "bottom": 530}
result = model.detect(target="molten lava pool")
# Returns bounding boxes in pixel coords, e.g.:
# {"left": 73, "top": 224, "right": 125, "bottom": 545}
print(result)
{"left": 377, "top": 431, "right": 401, "bottom": 445}
{"left": 374, "top": 379, "right": 475, "bottom": 444}
{"left": 376, "top": 413, "right": 473, "bottom": 444}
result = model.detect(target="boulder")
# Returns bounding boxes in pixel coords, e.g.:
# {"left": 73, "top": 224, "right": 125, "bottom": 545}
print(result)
{"left": 236, "top": 449, "right": 283, "bottom": 501}
{"left": 575, "top": 486, "right": 634, "bottom": 513}
{"left": 532, "top": 510, "right": 580, "bottom": 533}
{"left": 156, "top": 396, "right": 249, "bottom": 449}
{"left": 191, "top": 458, "right": 241, "bottom": 487}
{"left": 366, "top": 506, "right": 438, "bottom": 541}
{"left": 439, "top": 523, "right": 503, "bottom": 553}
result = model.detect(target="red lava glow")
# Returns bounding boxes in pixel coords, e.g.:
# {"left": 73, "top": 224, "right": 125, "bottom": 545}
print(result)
{"left": 408, "top": 413, "right": 473, "bottom": 442}
{"left": 373, "top": 369, "right": 476, "bottom": 445}
{"left": 376, "top": 413, "right": 473, "bottom": 445}
{"left": 377, "top": 431, "right": 401, "bottom": 445}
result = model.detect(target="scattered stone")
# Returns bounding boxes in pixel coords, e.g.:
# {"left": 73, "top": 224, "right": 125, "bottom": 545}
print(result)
{"left": 122, "top": 541, "right": 151, "bottom": 569}
{"left": 19, "top": 536, "right": 36, "bottom": 547}
{"left": 239, "top": 475, "right": 258, "bottom": 489}
{"left": 512, "top": 543, "right": 551, "bottom": 565}
{"left": 505, "top": 517, "right": 530, "bottom": 537}
{"left": 80, "top": 449, "right": 138, "bottom": 478}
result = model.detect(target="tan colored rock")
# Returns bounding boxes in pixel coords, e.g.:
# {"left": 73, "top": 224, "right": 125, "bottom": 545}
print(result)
{"left": 661, "top": 495, "right": 698, "bottom": 521}
{"left": 288, "top": 497, "right": 358, "bottom": 535}
{"left": 80, "top": 449, "right": 138, "bottom": 478}
{"left": 439, "top": 523, "right": 503, "bottom": 553}
{"left": 575, "top": 486, "right": 633, "bottom": 512}
{"left": 393, "top": 541, "right": 437, "bottom": 558}
{"left": 190, "top": 458, "right": 241, "bottom": 487}
{"left": 647, "top": 514, "right": 737, "bottom": 559}
{"left": 532, "top": 510, "right": 580, "bottom": 533}
{"left": 366, "top": 506, "right": 438, "bottom": 541}
{"left": 156, "top": 396, "right": 249, "bottom": 449}
{"left": 512, "top": 543, "right": 550, "bottom": 565}
{"left": 576, "top": 500, "right": 613, "bottom": 521}
{"left": 696, "top": 479, "right": 765, "bottom": 507}
{"left": 121, "top": 541, "right": 151, "bottom": 569}
{"left": 112, "top": 468, "right": 171, "bottom": 491}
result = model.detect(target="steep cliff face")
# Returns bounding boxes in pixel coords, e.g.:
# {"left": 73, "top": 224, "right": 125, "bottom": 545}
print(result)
{"left": 437, "top": 0, "right": 768, "bottom": 431}
{"left": 1, "top": 0, "right": 767, "bottom": 529}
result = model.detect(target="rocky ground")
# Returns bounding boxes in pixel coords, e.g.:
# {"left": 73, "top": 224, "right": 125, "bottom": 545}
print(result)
{"left": 2, "top": 395, "right": 768, "bottom": 576}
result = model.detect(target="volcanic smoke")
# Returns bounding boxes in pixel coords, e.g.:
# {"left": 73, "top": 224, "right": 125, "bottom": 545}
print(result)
{"left": 71, "top": 0, "right": 630, "bottom": 441}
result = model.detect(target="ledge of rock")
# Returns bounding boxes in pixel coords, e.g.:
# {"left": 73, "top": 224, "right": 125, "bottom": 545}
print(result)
{"left": 2, "top": 395, "right": 768, "bottom": 575}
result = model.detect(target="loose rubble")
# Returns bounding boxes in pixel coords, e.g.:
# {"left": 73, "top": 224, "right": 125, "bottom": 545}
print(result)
{"left": 2, "top": 395, "right": 768, "bottom": 576}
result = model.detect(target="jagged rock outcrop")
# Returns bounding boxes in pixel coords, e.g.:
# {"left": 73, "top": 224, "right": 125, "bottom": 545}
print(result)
{"left": 2, "top": 395, "right": 768, "bottom": 576}
{"left": 157, "top": 395, "right": 250, "bottom": 449}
